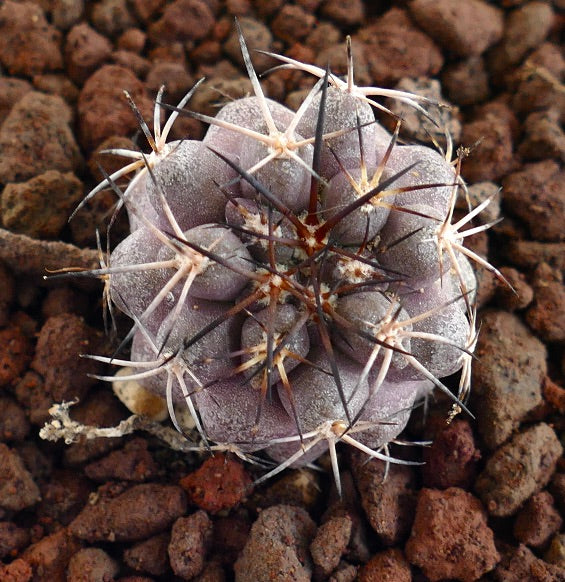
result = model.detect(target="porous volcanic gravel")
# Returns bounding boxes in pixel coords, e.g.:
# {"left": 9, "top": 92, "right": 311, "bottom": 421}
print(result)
{"left": 0, "top": 1, "right": 563, "bottom": 581}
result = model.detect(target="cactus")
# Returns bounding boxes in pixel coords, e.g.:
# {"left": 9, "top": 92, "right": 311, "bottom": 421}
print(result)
{"left": 58, "top": 25, "right": 508, "bottom": 494}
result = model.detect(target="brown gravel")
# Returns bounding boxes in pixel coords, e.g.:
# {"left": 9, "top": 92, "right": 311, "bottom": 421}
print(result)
{"left": 234, "top": 504, "right": 316, "bottom": 582}
{"left": 0, "top": 91, "right": 83, "bottom": 184}
{"left": 69, "top": 483, "right": 188, "bottom": 542}
{"left": 0, "top": 1, "right": 563, "bottom": 580}
{"left": 405, "top": 487, "right": 500, "bottom": 581}
{"left": 471, "top": 309, "right": 547, "bottom": 450}
{"left": 475, "top": 422, "right": 563, "bottom": 517}
{"left": 350, "top": 453, "right": 417, "bottom": 546}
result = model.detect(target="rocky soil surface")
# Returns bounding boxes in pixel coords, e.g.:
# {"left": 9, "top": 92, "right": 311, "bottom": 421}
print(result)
{"left": 0, "top": 1, "right": 563, "bottom": 581}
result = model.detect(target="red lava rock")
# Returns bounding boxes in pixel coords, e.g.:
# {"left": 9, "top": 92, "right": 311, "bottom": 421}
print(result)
{"left": 475, "top": 422, "right": 563, "bottom": 517}
{"left": 502, "top": 160, "right": 564, "bottom": 242}
{"left": 0, "top": 91, "right": 83, "bottom": 184}
{"left": 0, "top": 443, "right": 41, "bottom": 512}
{"left": 21, "top": 527, "right": 82, "bottom": 581}
{"left": 145, "top": 61, "right": 194, "bottom": 101}
{"left": 512, "top": 64, "right": 565, "bottom": 122}
{"left": 422, "top": 419, "right": 480, "bottom": 489}
{"left": 32, "top": 73, "right": 80, "bottom": 105}
{"left": 41, "top": 286, "right": 89, "bottom": 320}
{"left": 504, "top": 240, "right": 565, "bottom": 272}
{"left": 442, "top": 56, "right": 490, "bottom": 106}
{"left": 271, "top": 4, "right": 316, "bottom": 44}
{"left": 66, "top": 547, "right": 120, "bottom": 582}
{"left": 471, "top": 310, "right": 546, "bottom": 449}
{"left": 526, "top": 263, "right": 565, "bottom": 342}
{"left": 50, "top": 0, "right": 84, "bottom": 31}
{"left": 527, "top": 42, "right": 565, "bottom": 79}
{"left": 77, "top": 65, "right": 153, "bottom": 152}
{"left": 225, "top": 0, "right": 251, "bottom": 16}
{"left": 111, "top": 49, "right": 152, "bottom": 78}
{"left": 495, "top": 267, "right": 534, "bottom": 311}
{"left": 123, "top": 532, "right": 170, "bottom": 576}
{"left": 65, "top": 23, "right": 113, "bottom": 85}
{"left": 460, "top": 103, "right": 516, "bottom": 183}
{"left": 519, "top": 109, "right": 565, "bottom": 163}
{"left": 37, "top": 469, "right": 92, "bottom": 528}
{"left": 320, "top": 0, "right": 365, "bottom": 27}
{"left": 513, "top": 491, "right": 563, "bottom": 548}
{"left": 322, "top": 472, "right": 372, "bottom": 565}
{"left": 355, "top": 8, "right": 443, "bottom": 86}
{"left": 405, "top": 487, "right": 500, "bottom": 581}
{"left": 0, "top": 325, "right": 32, "bottom": 389}
{"left": 410, "top": 0, "right": 504, "bottom": 57}
{"left": 168, "top": 510, "right": 213, "bottom": 580}
{"left": 358, "top": 548, "right": 411, "bottom": 582}
{"left": 0, "top": 78, "right": 32, "bottom": 121}
{"left": 63, "top": 390, "right": 128, "bottom": 465}
{"left": 31, "top": 313, "right": 105, "bottom": 403}
{"left": 0, "top": 1, "right": 63, "bottom": 76}
{"left": 234, "top": 504, "right": 316, "bottom": 582}
{"left": 350, "top": 454, "right": 417, "bottom": 546}
{"left": 0, "top": 521, "right": 31, "bottom": 560}
{"left": 543, "top": 376, "right": 565, "bottom": 415}
{"left": 179, "top": 453, "right": 252, "bottom": 514}
{"left": 14, "top": 371, "right": 51, "bottom": 427}
{"left": 117, "top": 28, "right": 147, "bottom": 52}
{"left": 0, "top": 394, "right": 30, "bottom": 442}
{"left": 91, "top": 0, "right": 136, "bottom": 38}
{"left": 69, "top": 483, "right": 187, "bottom": 543}
{"left": 306, "top": 21, "right": 341, "bottom": 52}
{"left": 488, "top": 1, "right": 555, "bottom": 75}
{"left": 148, "top": 0, "right": 214, "bottom": 44}
{"left": 0, "top": 558, "right": 33, "bottom": 582}
{"left": 310, "top": 515, "right": 352, "bottom": 577}
{"left": 1, "top": 170, "right": 84, "bottom": 239}
{"left": 492, "top": 543, "right": 565, "bottom": 581}
{"left": 84, "top": 437, "right": 159, "bottom": 482}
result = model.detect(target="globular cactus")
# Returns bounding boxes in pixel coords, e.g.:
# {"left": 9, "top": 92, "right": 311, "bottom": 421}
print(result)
{"left": 70, "top": 25, "right": 508, "bottom": 493}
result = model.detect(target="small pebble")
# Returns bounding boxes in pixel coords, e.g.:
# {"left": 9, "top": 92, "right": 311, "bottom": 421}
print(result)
{"left": 0, "top": 1, "right": 63, "bottom": 76}
{"left": 180, "top": 454, "right": 252, "bottom": 514}
{"left": 358, "top": 548, "right": 411, "bottom": 582}
{"left": 70, "top": 483, "right": 187, "bottom": 542}
{"left": 475, "top": 422, "right": 563, "bottom": 517}
{"left": 234, "top": 505, "right": 316, "bottom": 582}
{"left": 169, "top": 511, "right": 213, "bottom": 580}
{"left": 410, "top": 0, "right": 504, "bottom": 57}
{"left": 513, "top": 491, "right": 563, "bottom": 548}
{"left": 405, "top": 487, "right": 499, "bottom": 581}
{"left": 471, "top": 310, "right": 546, "bottom": 449}
{"left": 66, "top": 547, "right": 120, "bottom": 582}
{"left": 0, "top": 92, "right": 83, "bottom": 183}
{"left": 124, "top": 532, "right": 170, "bottom": 576}
{"left": 350, "top": 453, "right": 417, "bottom": 546}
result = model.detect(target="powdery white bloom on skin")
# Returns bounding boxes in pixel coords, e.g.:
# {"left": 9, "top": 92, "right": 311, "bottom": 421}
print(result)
{"left": 44, "top": 22, "right": 513, "bottom": 493}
